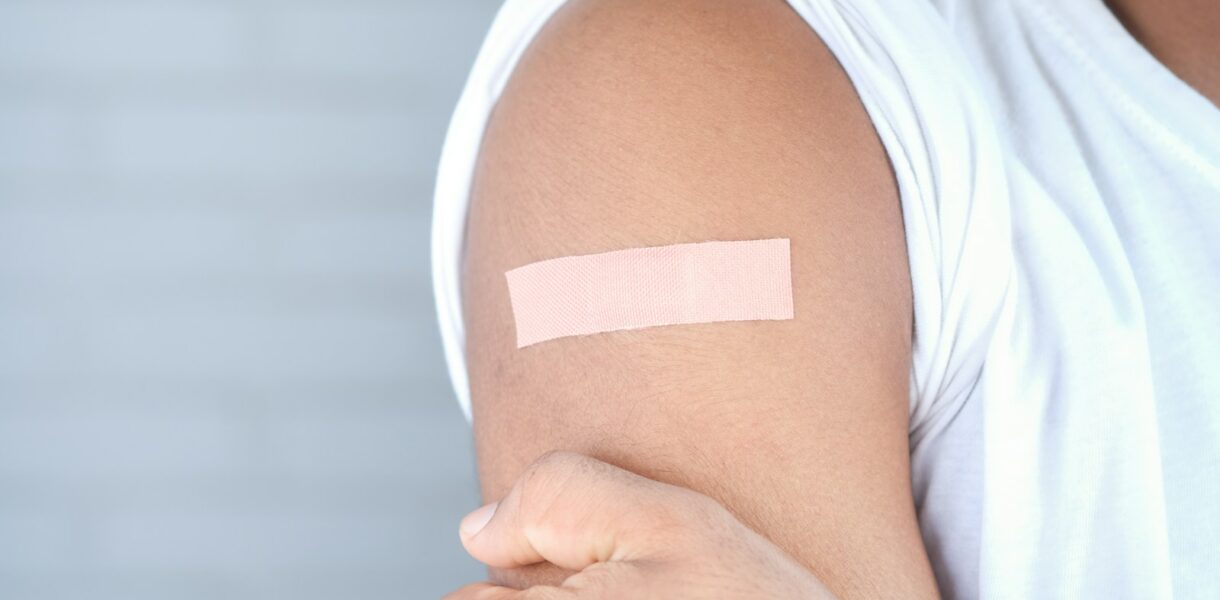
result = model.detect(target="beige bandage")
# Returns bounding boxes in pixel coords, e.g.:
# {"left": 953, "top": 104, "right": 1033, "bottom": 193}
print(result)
{"left": 505, "top": 238, "right": 794, "bottom": 348}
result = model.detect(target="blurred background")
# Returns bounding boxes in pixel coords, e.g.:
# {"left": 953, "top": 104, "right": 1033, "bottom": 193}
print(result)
{"left": 0, "top": 0, "right": 502, "bottom": 597}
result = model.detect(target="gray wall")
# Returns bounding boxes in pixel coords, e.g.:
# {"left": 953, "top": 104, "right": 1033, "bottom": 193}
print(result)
{"left": 0, "top": 1, "right": 501, "bottom": 597}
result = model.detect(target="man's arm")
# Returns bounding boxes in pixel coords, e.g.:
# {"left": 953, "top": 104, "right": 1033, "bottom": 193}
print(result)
{"left": 461, "top": 0, "right": 938, "bottom": 597}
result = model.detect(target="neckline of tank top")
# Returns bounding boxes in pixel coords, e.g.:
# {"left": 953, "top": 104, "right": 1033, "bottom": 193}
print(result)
{"left": 1023, "top": 0, "right": 1220, "bottom": 180}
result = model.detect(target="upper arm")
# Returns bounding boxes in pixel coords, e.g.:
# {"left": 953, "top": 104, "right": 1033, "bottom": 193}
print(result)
{"left": 461, "top": 0, "right": 937, "bottom": 596}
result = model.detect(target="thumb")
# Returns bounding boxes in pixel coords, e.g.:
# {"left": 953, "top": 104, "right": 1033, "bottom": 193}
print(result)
{"left": 458, "top": 451, "right": 711, "bottom": 572}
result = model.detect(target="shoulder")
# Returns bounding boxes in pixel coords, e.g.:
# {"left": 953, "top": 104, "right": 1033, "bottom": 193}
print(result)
{"left": 464, "top": 0, "right": 911, "bottom": 391}
{"left": 469, "top": 0, "right": 903, "bottom": 260}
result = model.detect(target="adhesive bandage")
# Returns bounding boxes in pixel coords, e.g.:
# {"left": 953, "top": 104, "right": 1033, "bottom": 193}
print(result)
{"left": 505, "top": 238, "right": 794, "bottom": 348}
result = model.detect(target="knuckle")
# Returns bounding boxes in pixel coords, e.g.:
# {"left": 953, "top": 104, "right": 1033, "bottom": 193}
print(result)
{"left": 653, "top": 483, "right": 716, "bottom": 522}
{"left": 649, "top": 486, "right": 733, "bottom": 547}
{"left": 522, "top": 451, "right": 605, "bottom": 499}
{"left": 529, "top": 450, "right": 589, "bottom": 476}
{"left": 684, "top": 487, "right": 730, "bottom": 521}
{"left": 516, "top": 451, "right": 592, "bottom": 525}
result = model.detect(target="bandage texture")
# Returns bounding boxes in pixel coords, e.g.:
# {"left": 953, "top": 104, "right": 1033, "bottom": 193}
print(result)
{"left": 505, "top": 238, "right": 794, "bottom": 348}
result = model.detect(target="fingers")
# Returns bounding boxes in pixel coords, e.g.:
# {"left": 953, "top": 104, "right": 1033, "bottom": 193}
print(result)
{"left": 459, "top": 451, "right": 716, "bottom": 572}
{"left": 442, "top": 582, "right": 574, "bottom": 600}
{"left": 442, "top": 583, "right": 512, "bottom": 600}
{"left": 487, "top": 562, "right": 576, "bottom": 590}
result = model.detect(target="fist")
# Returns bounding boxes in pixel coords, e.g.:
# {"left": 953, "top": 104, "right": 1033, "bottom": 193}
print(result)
{"left": 444, "top": 451, "right": 834, "bottom": 599}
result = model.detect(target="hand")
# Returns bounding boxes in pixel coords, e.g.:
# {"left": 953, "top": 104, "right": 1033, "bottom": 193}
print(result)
{"left": 444, "top": 451, "right": 835, "bottom": 599}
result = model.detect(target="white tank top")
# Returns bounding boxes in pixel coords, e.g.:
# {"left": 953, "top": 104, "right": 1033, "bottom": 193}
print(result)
{"left": 431, "top": 0, "right": 1220, "bottom": 596}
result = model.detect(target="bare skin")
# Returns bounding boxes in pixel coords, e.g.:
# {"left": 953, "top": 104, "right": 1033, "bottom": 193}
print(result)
{"left": 460, "top": 0, "right": 933, "bottom": 598}
{"left": 444, "top": 452, "right": 838, "bottom": 599}
{"left": 1107, "top": 0, "right": 1220, "bottom": 105}
{"left": 453, "top": 0, "right": 1215, "bottom": 592}
{"left": 456, "top": 0, "right": 1218, "bottom": 597}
